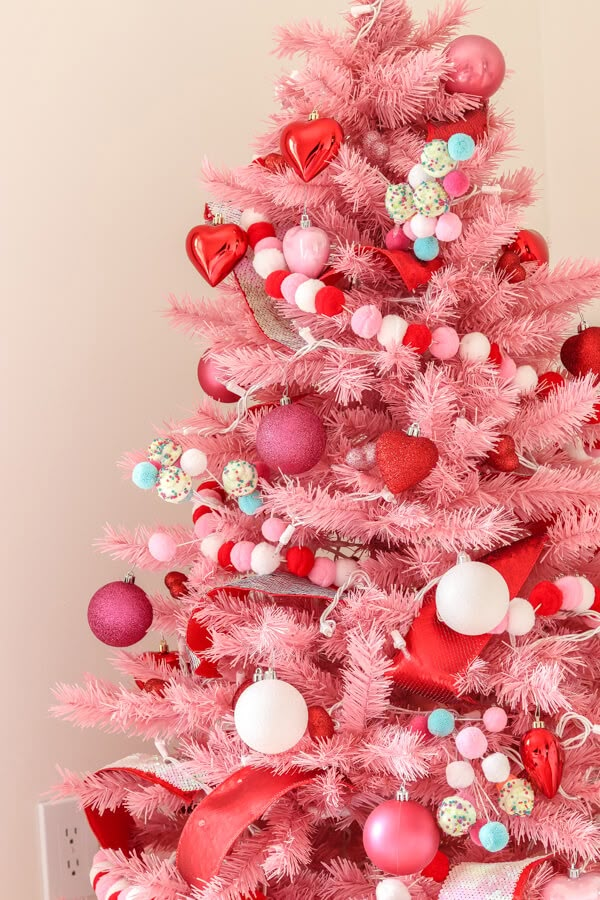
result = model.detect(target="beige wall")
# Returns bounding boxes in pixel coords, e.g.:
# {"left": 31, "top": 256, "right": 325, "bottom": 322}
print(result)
{"left": 0, "top": 1, "right": 596, "bottom": 896}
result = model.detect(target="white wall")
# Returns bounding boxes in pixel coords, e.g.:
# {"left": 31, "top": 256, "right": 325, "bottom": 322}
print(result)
{"left": 0, "top": 1, "right": 595, "bottom": 896}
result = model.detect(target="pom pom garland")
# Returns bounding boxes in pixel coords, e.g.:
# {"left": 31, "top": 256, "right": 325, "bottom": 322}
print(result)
{"left": 315, "top": 285, "right": 345, "bottom": 316}
{"left": 286, "top": 546, "right": 315, "bottom": 577}
{"left": 250, "top": 542, "right": 281, "bottom": 575}
{"left": 247, "top": 221, "right": 276, "bottom": 248}
{"left": 253, "top": 248, "right": 288, "bottom": 279}
{"left": 295, "top": 278, "right": 324, "bottom": 313}
{"left": 264, "top": 270, "right": 289, "bottom": 299}
{"left": 180, "top": 448, "right": 208, "bottom": 477}
{"left": 308, "top": 556, "right": 336, "bottom": 587}
{"left": 351, "top": 305, "right": 383, "bottom": 338}
{"left": 421, "top": 850, "right": 450, "bottom": 883}
{"left": 378, "top": 314, "right": 409, "bottom": 348}
{"left": 430, "top": 325, "right": 460, "bottom": 359}
{"left": 261, "top": 518, "right": 287, "bottom": 543}
{"left": 194, "top": 512, "right": 219, "bottom": 538}
{"left": 403, "top": 323, "right": 432, "bottom": 353}
{"left": 334, "top": 557, "right": 358, "bottom": 586}
{"left": 148, "top": 532, "right": 177, "bottom": 562}
{"left": 483, "top": 707, "right": 508, "bottom": 732}
{"left": 555, "top": 575, "right": 583, "bottom": 611}
{"left": 459, "top": 332, "right": 491, "bottom": 362}
{"left": 217, "top": 540, "right": 236, "bottom": 570}
{"left": 506, "top": 597, "right": 536, "bottom": 635}
{"left": 230, "top": 541, "right": 255, "bottom": 573}
{"left": 281, "top": 272, "right": 308, "bottom": 305}
{"left": 240, "top": 208, "right": 267, "bottom": 230}
{"left": 513, "top": 364, "right": 539, "bottom": 393}
{"left": 200, "top": 533, "right": 226, "bottom": 562}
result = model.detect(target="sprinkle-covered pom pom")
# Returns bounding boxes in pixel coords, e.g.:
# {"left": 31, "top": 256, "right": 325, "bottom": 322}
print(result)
{"left": 308, "top": 556, "right": 336, "bottom": 587}
{"left": 430, "top": 325, "right": 460, "bottom": 360}
{"left": 428, "top": 708, "right": 455, "bottom": 736}
{"left": 447, "top": 132, "right": 476, "bottom": 161}
{"left": 265, "top": 270, "right": 289, "bottom": 299}
{"left": 180, "top": 448, "right": 208, "bottom": 477}
{"left": 238, "top": 490, "right": 263, "bottom": 515}
{"left": 295, "top": 278, "right": 324, "bottom": 313}
{"left": 413, "top": 181, "right": 449, "bottom": 218}
{"left": 435, "top": 212, "right": 463, "bottom": 242}
{"left": 157, "top": 466, "right": 193, "bottom": 503}
{"left": 377, "top": 314, "right": 409, "bottom": 348}
{"left": 132, "top": 461, "right": 159, "bottom": 490}
{"left": 240, "top": 208, "right": 269, "bottom": 230}
{"left": 385, "top": 183, "right": 415, "bottom": 223}
{"left": 459, "top": 332, "right": 491, "bottom": 362}
{"left": 250, "top": 542, "right": 280, "bottom": 575}
{"left": 230, "top": 541, "right": 255, "bottom": 573}
{"left": 148, "top": 532, "right": 177, "bottom": 562}
{"left": 479, "top": 821, "right": 509, "bottom": 852}
{"left": 222, "top": 460, "right": 258, "bottom": 497}
{"left": 351, "top": 305, "right": 383, "bottom": 338}
{"left": 437, "top": 796, "right": 477, "bottom": 836}
{"left": 148, "top": 438, "right": 182, "bottom": 468}
{"left": 281, "top": 272, "right": 308, "bottom": 305}
{"left": 482, "top": 707, "right": 508, "bottom": 732}
{"left": 253, "top": 248, "right": 288, "bottom": 279}
{"left": 414, "top": 236, "right": 440, "bottom": 261}
{"left": 315, "top": 285, "right": 345, "bottom": 316}
{"left": 443, "top": 169, "right": 470, "bottom": 198}
{"left": 403, "top": 322, "right": 432, "bottom": 353}
{"left": 498, "top": 778, "right": 534, "bottom": 817}
{"left": 421, "top": 139, "right": 454, "bottom": 177}
{"left": 410, "top": 213, "right": 437, "bottom": 238}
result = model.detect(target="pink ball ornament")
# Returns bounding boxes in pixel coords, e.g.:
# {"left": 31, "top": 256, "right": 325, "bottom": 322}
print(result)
{"left": 351, "top": 304, "right": 383, "bottom": 339}
{"left": 385, "top": 225, "right": 412, "bottom": 251}
{"left": 308, "top": 556, "right": 336, "bottom": 587}
{"left": 261, "top": 517, "right": 287, "bottom": 543}
{"left": 87, "top": 578, "right": 153, "bottom": 647}
{"left": 435, "top": 212, "right": 463, "bottom": 242}
{"left": 197, "top": 355, "right": 240, "bottom": 403}
{"left": 230, "top": 541, "right": 255, "bottom": 573}
{"left": 148, "top": 531, "right": 177, "bottom": 562}
{"left": 194, "top": 512, "right": 219, "bottom": 539}
{"left": 250, "top": 542, "right": 281, "bottom": 575}
{"left": 256, "top": 403, "right": 326, "bottom": 475}
{"left": 430, "top": 325, "right": 460, "bottom": 360}
{"left": 445, "top": 34, "right": 506, "bottom": 99}
{"left": 363, "top": 797, "right": 440, "bottom": 876}
{"left": 455, "top": 726, "right": 488, "bottom": 760}
{"left": 541, "top": 869, "right": 600, "bottom": 899}
{"left": 281, "top": 272, "right": 308, "bottom": 305}
{"left": 282, "top": 225, "right": 331, "bottom": 278}
{"left": 483, "top": 707, "right": 508, "bottom": 733}
{"left": 410, "top": 214, "right": 437, "bottom": 239}
{"left": 555, "top": 575, "right": 584, "bottom": 611}
{"left": 443, "top": 170, "right": 470, "bottom": 198}
{"left": 254, "top": 236, "right": 283, "bottom": 253}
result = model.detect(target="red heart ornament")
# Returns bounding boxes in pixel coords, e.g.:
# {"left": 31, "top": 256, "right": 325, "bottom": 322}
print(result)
{"left": 486, "top": 434, "right": 519, "bottom": 472}
{"left": 560, "top": 326, "right": 600, "bottom": 377}
{"left": 280, "top": 116, "right": 344, "bottom": 182}
{"left": 186, "top": 223, "right": 248, "bottom": 287}
{"left": 376, "top": 430, "right": 439, "bottom": 494}
{"left": 496, "top": 249, "right": 526, "bottom": 283}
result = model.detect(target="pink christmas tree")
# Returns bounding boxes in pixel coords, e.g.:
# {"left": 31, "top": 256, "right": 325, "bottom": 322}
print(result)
{"left": 54, "top": 3, "right": 600, "bottom": 899}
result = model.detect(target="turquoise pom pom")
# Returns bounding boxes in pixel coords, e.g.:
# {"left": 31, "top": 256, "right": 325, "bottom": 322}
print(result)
{"left": 479, "top": 821, "right": 509, "bottom": 852}
{"left": 238, "top": 490, "right": 264, "bottom": 515}
{"left": 427, "top": 708, "right": 455, "bottom": 737}
{"left": 414, "top": 236, "right": 440, "bottom": 261}
{"left": 448, "top": 132, "right": 476, "bottom": 162}
{"left": 132, "top": 461, "right": 158, "bottom": 490}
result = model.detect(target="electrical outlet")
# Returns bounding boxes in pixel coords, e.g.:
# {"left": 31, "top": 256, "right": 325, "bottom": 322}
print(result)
{"left": 38, "top": 797, "right": 98, "bottom": 900}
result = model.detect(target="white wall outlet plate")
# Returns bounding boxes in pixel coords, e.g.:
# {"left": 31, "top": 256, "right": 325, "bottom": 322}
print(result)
{"left": 38, "top": 797, "right": 98, "bottom": 900}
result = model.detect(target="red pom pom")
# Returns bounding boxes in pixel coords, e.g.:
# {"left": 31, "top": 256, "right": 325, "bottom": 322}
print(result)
{"left": 247, "top": 221, "right": 275, "bottom": 248}
{"left": 198, "top": 479, "right": 227, "bottom": 501}
{"left": 286, "top": 546, "right": 315, "bottom": 577}
{"left": 403, "top": 323, "right": 432, "bottom": 354}
{"left": 529, "top": 580, "right": 563, "bottom": 616}
{"left": 592, "top": 585, "right": 600, "bottom": 613}
{"left": 164, "top": 571, "right": 189, "bottom": 598}
{"left": 488, "top": 342, "right": 502, "bottom": 365}
{"left": 421, "top": 850, "right": 450, "bottom": 883}
{"left": 307, "top": 705, "right": 335, "bottom": 741}
{"left": 232, "top": 678, "right": 253, "bottom": 709}
{"left": 537, "top": 371, "right": 565, "bottom": 398}
{"left": 265, "top": 270, "right": 288, "bottom": 299}
{"left": 217, "top": 540, "right": 236, "bottom": 571}
{"left": 315, "top": 285, "right": 345, "bottom": 316}
{"left": 192, "top": 505, "right": 212, "bottom": 523}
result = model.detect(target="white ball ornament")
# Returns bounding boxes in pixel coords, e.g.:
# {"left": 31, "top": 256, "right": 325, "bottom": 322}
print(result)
{"left": 180, "top": 448, "right": 208, "bottom": 477}
{"left": 376, "top": 879, "right": 412, "bottom": 900}
{"left": 459, "top": 332, "right": 491, "bottom": 362}
{"left": 295, "top": 278, "right": 324, "bottom": 313}
{"left": 240, "top": 208, "right": 269, "bottom": 230}
{"left": 576, "top": 576, "right": 595, "bottom": 611}
{"left": 253, "top": 248, "right": 287, "bottom": 279}
{"left": 481, "top": 752, "right": 511, "bottom": 783}
{"left": 436, "top": 557, "right": 510, "bottom": 635}
{"left": 200, "top": 533, "right": 226, "bottom": 562}
{"left": 513, "top": 364, "right": 538, "bottom": 393}
{"left": 377, "top": 314, "right": 409, "bottom": 348}
{"left": 446, "top": 760, "right": 475, "bottom": 789}
{"left": 234, "top": 677, "right": 309, "bottom": 754}
{"left": 408, "top": 164, "right": 433, "bottom": 189}
{"left": 506, "top": 597, "right": 536, "bottom": 636}
{"left": 250, "top": 542, "right": 281, "bottom": 575}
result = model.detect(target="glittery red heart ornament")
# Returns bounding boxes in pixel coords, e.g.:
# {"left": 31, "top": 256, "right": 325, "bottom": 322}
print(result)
{"left": 164, "top": 571, "right": 189, "bottom": 598}
{"left": 560, "top": 326, "right": 600, "bottom": 377}
{"left": 376, "top": 429, "right": 439, "bottom": 494}
{"left": 496, "top": 249, "right": 526, "bottom": 283}
{"left": 186, "top": 223, "right": 248, "bottom": 287}
{"left": 307, "top": 705, "right": 335, "bottom": 741}
{"left": 486, "top": 434, "right": 519, "bottom": 472}
{"left": 280, "top": 116, "right": 344, "bottom": 182}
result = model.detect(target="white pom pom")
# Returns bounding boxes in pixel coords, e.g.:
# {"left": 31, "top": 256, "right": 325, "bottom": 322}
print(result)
{"left": 250, "top": 541, "right": 281, "bottom": 575}
{"left": 180, "top": 448, "right": 208, "bottom": 476}
{"left": 513, "top": 364, "right": 538, "bottom": 393}
{"left": 376, "top": 879, "right": 412, "bottom": 900}
{"left": 576, "top": 576, "right": 595, "bottom": 612}
{"left": 200, "top": 533, "right": 225, "bottom": 562}
{"left": 481, "top": 752, "right": 511, "bottom": 783}
{"left": 446, "top": 760, "right": 475, "bottom": 789}
{"left": 377, "top": 314, "right": 408, "bottom": 348}
{"left": 408, "top": 164, "right": 433, "bottom": 189}
{"left": 253, "top": 248, "right": 287, "bottom": 279}
{"left": 507, "top": 597, "right": 536, "bottom": 636}
{"left": 295, "top": 279, "right": 324, "bottom": 313}
{"left": 240, "top": 208, "right": 269, "bottom": 230}
{"left": 411, "top": 214, "right": 437, "bottom": 239}
{"left": 459, "top": 332, "right": 491, "bottom": 362}
{"left": 334, "top": 558, "right": 358, "bottom": 587}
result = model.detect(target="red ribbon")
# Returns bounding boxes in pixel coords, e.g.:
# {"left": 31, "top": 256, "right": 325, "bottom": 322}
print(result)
{"left": 360, "top": 246, "right": 443, "bottom": 291}
{"left": 424, "top": 105, "right": 489, "bottom": 143}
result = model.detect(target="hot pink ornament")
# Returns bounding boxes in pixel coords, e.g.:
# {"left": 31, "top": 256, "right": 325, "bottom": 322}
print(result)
{"left": 197, "top": 355, "right": 239, "bottom": 403}
{"left": 282, "top": 225, "right": 330, "bottom": 278}
{"left": 308, "top": 556, "right": 336, "bottom": 587}
{"left": 230, "top": 541, "right": 256, "bottom": 573}
{"left": 385, "top": 225, "right": 412, "bottom": 251}
{"left": 281, "top": 272, "right": 309, "bottom": 305}
{"left": 351, "top": 305, "right": 383, "bottom": 339}
{"left": 363, "top": 796, "right": 440, "bottom": 876}
{"left": 443, "top": 170, "right": 470, "bottom": 198}
{"left": 555, "top": 575, "right": 584, "bottom": 611}
{"left": 256, "top": 402, "right": 326, "bottom": 475}
{"left": 87, "top": 577, "right": 153, "bottom": 647}
{"left": 430, "top": 325, "right": 460, "bottom": 360}
{"left": 455, "top": 726, "right": 488, "bottom": 759}
{"left": 445, "top": 35, "right": 506, "bottom": 99}
{"left": 542, "top": 869, "right": 600, "bottom": 899}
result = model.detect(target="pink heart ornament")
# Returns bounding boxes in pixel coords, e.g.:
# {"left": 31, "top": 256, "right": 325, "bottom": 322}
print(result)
{"left": 282, "top": 225, "right": 330, "bottom": 278}
{"left": 542, "top": 871, "right": 600, "bottom": 899}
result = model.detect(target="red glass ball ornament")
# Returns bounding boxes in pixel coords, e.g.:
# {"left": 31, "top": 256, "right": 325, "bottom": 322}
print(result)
{"left": 496, "top": 249, "right": 526, "bottom": 283}
{"left": 560, "top": 326, "right": 600, "bottom": 377}
{"left": 164, "top": 571, "right": 189, "bottom": 598}
{"left": 197, "top": 355, "right": 240, "bottom": 403}
{"left": 87, "top": 578, "right": 153, "bottom": 647}
{"left": 363, "top": 797, "right": 440, "bottom": 875}
{"left": 256, "top": 403, "right": 326, "bottom": 475}
{"left": 286, "top": 546, "right": 316, "bottom": 577}
{"left": 280, "top": 116, "right": 344, "bottom": 182}
{"left": 232, "top": 678, "right": 253, "bottom": 709}
{"left": 217, "top": 540, "right": 236, "bottom": 571}
{"left": 520, "top": 723, "right": 564, "bottom": 798}
{"left": 529, "top": 581, "right": 563, "bottom": 617}
{"left": 376, "top": 429, "right": 439, "bottom": 494}
{"left": 265, "top": 270, "right": 288, "bottom": 299}
{"left": 507, "top": 229, "right": 549, "bottom": 266}
{"left": 186, "top": 223, "right": 248, "bottom": 287}
{"left": 315, "top": 285, "right": 345, "bottom": 317}
{"left": 537, "top": 371, "right": 565, "bottom": 398}
{"left": 421, "top": 849, "right": 450, "bottom": 883}
{"left": 486, "top": 434, "right": 519, "bottom": 472}
{"left": 402, "top": 323, "right": 432, "bottom": 354}
{"left": 307, "top": 705, "right": 335, "bottom": 741}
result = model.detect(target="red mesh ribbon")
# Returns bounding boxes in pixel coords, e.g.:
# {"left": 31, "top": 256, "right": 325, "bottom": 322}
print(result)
{"left": 176, "top": 766, "right": 319, "bottom": 888}
{"left": 388, "top": 533, "right": 547, "bottom": 702}
{"left": 425, "top": 105, "right": 489, "bottom": 143}
{"left": 361, "top": 246, "right": 443, "bottom": 291}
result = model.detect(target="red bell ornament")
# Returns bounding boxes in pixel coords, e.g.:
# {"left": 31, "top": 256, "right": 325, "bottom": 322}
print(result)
{"left": 520, "top": 718, "right": 564, "bottom": 798}
{"left": 507, "top": 229, "right": 549, "bottom": 266}
{"left": 186, "top": 219, "right": 248, "bottom": 287}
{"left": 280, "top": 112, "right": 344, "bottom": 182}
{"left": 560, "top": 325, "right": 600, "bottom": 377}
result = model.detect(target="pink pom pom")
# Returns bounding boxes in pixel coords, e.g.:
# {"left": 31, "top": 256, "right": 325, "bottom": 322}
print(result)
{"left": 455, "top": 726, "right": 488, "bottom": 760}
{"left": 308, "top": 556, "right": 336, "bottom": 587}
{"left": 483, "top": 707, "right": 508, "bottom": 733}
{"left": 410, "top": 214, "right": 437, "bottom": 238}
{"left": 230, "top": 541, "right": 255, "bottom": 573}
{"left": 254, "top": 237, "right": 283, "bottom": 253}
{"left": 194, "top": 512, "right": 219, "bottom": 539}
{"left": 403, "top": 220, "right": 417, "bottom": 241}
{"left": 334, "top": 557, "right": 358, "bottom": 587}
{"left": 435, "top": 212, "right": 463, "bottom": 242}
{"left": 385, "top": 225, "right": 411, "bottom": 251}
{"left": 351, "top": 305, "right": 383, "bottom": 339}
{"left": 148, "top": 532, "right": 177, "bottom": 562}
{"left": 261, "top": 517, "right": 287, "bottom": 543}
{"left": 443, "top": 170, "right": 470, "bottom": 198}
{"left": 281, "top": 272, "right": 308, "bottom": 305}
{"left": 498, "top": 356, "right": 518, "bottom": 379}
{"left": 489, "top": 612, "right": 509, "bottom": 634}
{"left": 409, "top": 714, "right": 429, "bottom": 737}
{"left": 469, "top": 821, "right": 485, "bottom": 846}
{"left": 430, "top": 325, "right": 460, "bottom": 360}
{"left": 555, "top": 575, "right": 584, "bottom": 611}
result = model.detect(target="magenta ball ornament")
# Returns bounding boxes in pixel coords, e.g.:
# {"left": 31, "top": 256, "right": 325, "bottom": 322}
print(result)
{"left": 256, "top": 403, "right": 326, "bottom": 475}
{"left": 87, "top": 577, "right": 153, "bottom": 647}
{"left": 444, "top": 35, "right": 506, "bottom": 99}
{"left": 197, "top": 355, "right": 240, "bottom": 403}
{"left": 363, "top": 798, "right": 439, "bottom": 876}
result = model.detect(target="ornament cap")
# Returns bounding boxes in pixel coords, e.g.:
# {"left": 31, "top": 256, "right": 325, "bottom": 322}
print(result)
{"left": 159, "top": 639, "right": 169, "bottom": 653}
{"left": 308, "top": 109, "right": 319, "bottom": 121}
{"left": 396, "top": 786, "right": 409, "bottom": 802}
{"left": 253, "top": 666, "right": 264, "bottom": 682}
{"left": 124, "top": 572, "right": 136, "bottom": 584}
{"left": 212, "top": 212, "right": 225, "bottom": 225}
{"left": 300, "top": 212, "right": 311, "bottom": 229}
{"left": 264, "top": 666, "right": 277, "bottom": 680}
{"left": 457, "top": 551, "right": 471, "bottom": 565}
{"left": 407, "top": 423, "right": 421, "bottom": 437}
{"left": 532, "top": 718, "right": 545, "bottom": 729}
{"left": 569, "top": 865, "right": 581, "bottom": 879}
{"left": 280, "top": 394, "right": 292, "bottom": 406}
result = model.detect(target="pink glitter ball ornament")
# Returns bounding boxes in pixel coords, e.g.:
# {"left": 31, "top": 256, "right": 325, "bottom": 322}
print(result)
{"left": 256, "top": 402, "right": 326, "bottom": 475}
{"left": 87, "top": 576, "right": 153, "bottom": 647}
